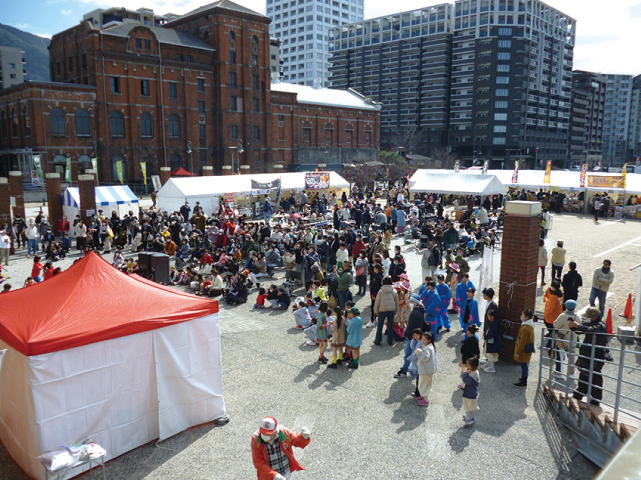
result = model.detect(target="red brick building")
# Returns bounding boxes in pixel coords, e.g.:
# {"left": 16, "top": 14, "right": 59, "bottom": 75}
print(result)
{"left": 0, "top": 1, "right": 381, "bottom": 184}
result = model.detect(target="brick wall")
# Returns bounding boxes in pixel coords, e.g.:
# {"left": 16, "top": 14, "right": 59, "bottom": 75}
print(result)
{"left": 77, "top": 174, "right": 96, "bottom": 224}
{"left": 45, "top": 173, "right": 63, "bottom": 235}
{"left": 498, "top": 214, "right": 540, "bottom": 363}
{"left": 160, "top": 167, "right": 171, "bottom": 185}
{"left": 8, "top": 171, "right": 25, "bottom": 219}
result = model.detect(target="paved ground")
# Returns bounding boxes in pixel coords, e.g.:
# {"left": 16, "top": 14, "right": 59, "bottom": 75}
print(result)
{"left": 1, "top": 209, "right": 640, "bottom": 479}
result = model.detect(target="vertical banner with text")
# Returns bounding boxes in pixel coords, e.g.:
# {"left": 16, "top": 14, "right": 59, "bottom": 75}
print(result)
{"left": 511, "top": 161, "right": 519, "bottom": 184}
{"left": 543, "top": 160, "right": 552, "bottom": 184}
{"left": 580, "top": 164, "right": 587, "bottom": 188}
{"left": 116, "top": 161, "right": 124, "bottom": 184}
{"left": 65, "top": 157, "right": 72, "bottom": 182}
{"left": 140, "top": 162, "right": 147, "bottom": 185}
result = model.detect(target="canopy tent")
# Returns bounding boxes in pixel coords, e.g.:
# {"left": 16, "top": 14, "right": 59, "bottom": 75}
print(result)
{"left": 62, "top": 186, "right": 139, "bottom": 232}
{"left": 0, "top": 253, "right": 225, "bottom": 479}
{"left": 156, "top": 171, "right": 350, "bottom": 215}
{"left": 409, "top": 173, "right": 507, "bottom": 196}
{"left": 171, "top": 167, "right": 197, "bottom": 177}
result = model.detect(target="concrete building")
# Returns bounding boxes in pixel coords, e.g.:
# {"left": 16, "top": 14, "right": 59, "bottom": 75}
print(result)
{"left": 0, "top": 46, "right": 26, "bottom": 90}
{"left": 602, "top": 74, "right": 632, "bottom": 166}
{"left": 270, "top": 37, "right": 283, "bottom": 79}
{"left": 82, "top": 7, "right": 168, "bottom": 29}
{"left": 627, "top": 75, "right": 641, "bottom": 160}
{"left": 267, "top": 0, "right": 364, "bottom": 86}
{"left": 0, "top": 1, "right": 380, "bottom": 182}
{"left": 568, "top": 70, "right": 606, "bottom": 168}
{"left": 328, "top": 4, "right": 455, "bottom": 152}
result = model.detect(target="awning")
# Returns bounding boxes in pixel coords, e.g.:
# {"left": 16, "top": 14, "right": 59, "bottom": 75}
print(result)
{"left": 409, "top": 173, "right": 507, "bottom": 196}
{"left": 63, "top": 186, "right": 139, "bottom": 207}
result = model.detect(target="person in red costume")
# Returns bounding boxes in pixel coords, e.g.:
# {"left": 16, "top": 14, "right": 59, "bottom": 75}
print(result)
{"left": 251, "top": 417, "right": 310, "bottom": 480}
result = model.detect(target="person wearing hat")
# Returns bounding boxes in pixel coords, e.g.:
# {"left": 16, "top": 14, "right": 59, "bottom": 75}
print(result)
{"left": 435, "top": 275, "right": 452, "bottom": 333}
{"left": 251, "top": 416, "right": 311, "bottom": 480}
{"left": 394, "top": 294, "right": 428, "bottom": 378}
{"left": 446, "top": 262, "right": 460, "bottom": 313}
{"left": 345, "top": 307, "right": 363, "bottom": 369}
{"left": 552, "top": 299, "right": 579, "bottom": 379}
{"left": 550, "top": 240, "right": 566, "bottom": 282}
{"left": 568, "top": 307, "right": 607, "bottom": 406}
{"left": 462, "top": 286, "right": 480, "bottom": 340}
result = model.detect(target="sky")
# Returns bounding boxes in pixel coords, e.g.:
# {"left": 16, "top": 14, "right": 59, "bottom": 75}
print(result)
{"left": 3, "top": 0, "right": 641, "bottom": 75}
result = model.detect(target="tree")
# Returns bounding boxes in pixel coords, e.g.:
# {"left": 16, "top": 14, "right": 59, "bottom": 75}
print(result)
{"left": 380, "top": 151, "right": 409, "bottom": 185}
{"left": 429, "top": 146, "right": 459, "bottom": 170}
{"left": 347, "top": 152, "right": 383, "bottom": 189}
{"left": 390, "top": 126, "right": 427, "bottom": 155}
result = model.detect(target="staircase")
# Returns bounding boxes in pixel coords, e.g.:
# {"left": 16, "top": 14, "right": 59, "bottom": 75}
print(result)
{"left": 538, "top": 330, "right": 641, "bottom": 467}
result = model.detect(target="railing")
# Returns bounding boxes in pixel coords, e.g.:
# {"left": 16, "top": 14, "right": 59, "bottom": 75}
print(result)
{"left": 538, "top": 329, "right": 641, "bottom": 427}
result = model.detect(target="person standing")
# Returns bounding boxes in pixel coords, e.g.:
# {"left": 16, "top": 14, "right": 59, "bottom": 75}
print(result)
{"left": 0, "top": 229, "right": 10, "bottom": 266}
{"left": 435, "top": 274, "right": 452, "bottom": 332}
{"left": 550, "top": 240, "right": 566, "bottom": 281}
{"left": 74, "top": 220, "right": 87, "bottom": 251}
{"left": 58, "top": 215, "right": 71, "bottom": 239}
{"left": 12, "top": 214, "right": 26, "bottom": 249}
{"left": 251, "top": 417, "right": 311, "bottom": 480}
{"left": 589, "top": 260, "right": 614, "bottom": 317}
{"left": 538, "top": 239, "right": 548, "bottom": 287}
{"left": 25, "top": 219, "right": 39, "bottom": 258}
{"left": 561, "top": 262, "right": 583, "bottom": 302}
{"left": 513, "top": 309, "right": 538, "bottom": 388}
{"left": 374, "top": 277, "right": 399, "bottom": 346}
{"left": 569, "top": 307, "right": 607, "bottom": 406}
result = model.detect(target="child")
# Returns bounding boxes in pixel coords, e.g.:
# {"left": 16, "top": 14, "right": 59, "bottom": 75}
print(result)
{"left": 31, "top": 256, "right": 44, "bottom": 282}
{"left": 461, "top": 356, "right": 480, "bottom": 428}
{"left": 412, "top": 331, "right": 438, "bottom": 406}
{"left": 254, "top": 287, "right": 268, "bottom": 309}
{"left": 394, "top": 283, "right": 411, "bottom": 340}
{"left": 345, "top": 307, "right": 363, "bottom": 369}
{"left": 267, "top": 284, "right": 279, "bottom": 308}
{"left": 327, "top": 306, "right": 346, "bottom": 369}
{"left": 407, "top": 328, "right": 423, "bottom": 397}
{"left": 462, "top": 287, "right": 480, "bottom": 339}
{"left": 276, "top": 287, "right": 291, "bottom": 309}
{"left": 481, "top": 310, "right": 502, "bottom": 373}
{"left": 315, "top": 302, "right": 329, "bottom": 363}
{"left": 460, "top": 324, "right": 480, "bottom": 367}
{"left": 294, "top": 300, "right": 313, "bottom": 329}
{"left": 514, "top": 309, "right": 537, "bottom": 388}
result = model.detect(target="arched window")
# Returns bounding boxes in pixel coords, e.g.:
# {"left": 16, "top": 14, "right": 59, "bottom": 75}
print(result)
{"left": 110, "top": 111, "right": 124, "bottom": 138}
{"left": 50, "top": 108, "right": 66, "bottom": 135}
{"left": 11, "top": 108, "right": 18, "bottom": 137}
{"left": 23, "top": 106, "right": 30, "bottom": 136}
{"left": 253, "top": 36, "right": 258, "bottom": 45}
{"left": 168, "top": 113, "right": 180, "bottom": 138}
{"left": 1, "top": 112, "right": 7, "bottom": 138}
{"left": 229, "top": 31, "right": 235, "bottom": 41}
{"left": 111, "top": 154, "right": 127, "bottom": 182}
{"left": 78, "top": 155, "right": 92, "bottom": 175}
{"left": 140, "top": 112, "right": 153, "bottom": 138}
{"left": 75, "top": 109, "right": 91, "bottom": 136}
{"left": 169, "top": 154, "right": 181, "bottom": 171}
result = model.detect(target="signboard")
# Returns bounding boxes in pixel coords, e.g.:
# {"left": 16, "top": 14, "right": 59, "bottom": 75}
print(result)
{"left": 224, "top": 192, "right": 235, "bottom": 205}
{"left": 9, "top": 197, "right": 16, "bottom": 207}
{"left": 587, "top": 175, "right": 625, "bottom": 189}
{"left": 251, "top": 179, "right": 280, "bottom": 190}
{"left": 86, "top": 209, "right": 96, "bottom": 217}
{"left": 543, "top": 160, "right": 552, "bottom": 184}
{"left": 511, "top": 161, "right": 519, "bottom": 184}
{"left": 305, "top": 172, "right": 330, "bottom": 190}
{"left": 151, "top": 175, "right": 162, "bottom": 192}
{"left": 580, "top": 164, "right": 587, "bottom": 187}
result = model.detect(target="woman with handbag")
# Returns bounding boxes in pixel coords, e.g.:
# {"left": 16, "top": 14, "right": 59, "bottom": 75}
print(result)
{"left": 513, "top": 309, "right": 538, "bottom": 388}
{"left": 354, "top": 250, "right": 369, "bottom": 296}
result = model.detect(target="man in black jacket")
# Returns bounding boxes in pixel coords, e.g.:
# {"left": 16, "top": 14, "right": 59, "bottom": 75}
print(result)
{"left": 569, "top": 307, "right": 607, "bottom": 406}
{"left": 365, "top": 263, "right": 383, "bottom": 329}
{"left": 562, "top": 261, "right": 583, "bottom": 302}
{"left": 394, "top": 295, "right": 427, "bottom": 378}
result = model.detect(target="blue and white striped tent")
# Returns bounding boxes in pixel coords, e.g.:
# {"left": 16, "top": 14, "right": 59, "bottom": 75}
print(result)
{"left": 62, "top": 186, "right": 139, "bottom": 232}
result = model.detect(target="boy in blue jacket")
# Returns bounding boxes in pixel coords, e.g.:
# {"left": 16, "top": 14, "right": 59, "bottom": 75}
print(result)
{"left": 456, "top": 274, "right": 475, "bottom": 329}
{"left": 461, "top": 356, "right": 480, "bottom": 428}
{"left": 420, "top": 281, "right": 441, "bottom": 339}
{"left": 435, "top": 274, "right": 452, "bottom": 332}
{"left": 462, "top": 287, "right": 480, "bottom": 339}
{"left": 346, "top": 307, "right": 363, "bottom": 369}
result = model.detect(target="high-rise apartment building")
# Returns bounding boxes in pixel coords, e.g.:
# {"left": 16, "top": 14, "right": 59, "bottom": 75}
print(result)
{"left": 627, "top": 75, "right": 641, "bottom": 159}
{"left": 328, "top": 4, "right": 455, "bottom": 151}
{"left": 267, "top": 0, "right": 364, "bottom": 86}
{"left": 82, "top": 7, "right": 168, "bottom": 29}
{"left": 0, "top": 46, "right": 26, "bottom": 90}
{"left": 602, "top": 74, "right": 632, "bottom": 166}
{"left": 568, "top": 70, "right": 606, "bottom": 167}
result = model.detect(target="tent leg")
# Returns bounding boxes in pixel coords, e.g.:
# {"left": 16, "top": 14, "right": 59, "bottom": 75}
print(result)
{"left": 215, "top": 415, "right": 230, "bottom": 426}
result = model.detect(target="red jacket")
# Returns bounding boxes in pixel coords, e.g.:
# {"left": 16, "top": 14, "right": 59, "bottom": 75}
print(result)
{"left": 352, "top": 240, "right": 366, "bottom": 258}
{"left": 251, "top": 427, "right": 310, "bottom": 480}
{"left": 58, "top": 218, "right": 70, "bottom": 233}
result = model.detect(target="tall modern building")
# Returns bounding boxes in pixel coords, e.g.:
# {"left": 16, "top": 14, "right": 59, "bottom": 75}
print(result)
{"left": 82, "top": 7, "right": 168, "bottom": 29}
{"left": 328, "top": 4, "right": 455, "bottom": 151}
{"left": 602, "top": 74, "right": 632, "bottom": 166}
{"left": 627, "top": 75, "right": 641, "bottom": 159}
{"left": 568, "top": 71, "right": 606, "bottom": 168}
{"left": 0, "top": 46, "right": 26, "bottom": 90}
{"left": 267, "top": 0, "right": 364, "bottom": 86}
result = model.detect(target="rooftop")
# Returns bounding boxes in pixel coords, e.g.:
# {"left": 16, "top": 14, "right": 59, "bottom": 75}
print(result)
{"left": 101, "top": 23, "right": 214, "bottom": 51}
{"left": 165, "top": 0, "right": 269, "bottom": 25}
{"left": 271, "top": 81, "right": 381, "bottom": 111}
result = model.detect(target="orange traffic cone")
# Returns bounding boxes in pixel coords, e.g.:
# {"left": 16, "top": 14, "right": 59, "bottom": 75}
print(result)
{"left": 605, "top": 309, "right": 613, "bottom": 334}
{"left": 619, "top": 293, "right": 634, "bottom": 326}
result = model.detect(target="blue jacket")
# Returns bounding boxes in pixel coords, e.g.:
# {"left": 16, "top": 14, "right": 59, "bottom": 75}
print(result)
{"left": 421, "top": 290, "right": 440, "bottom": 318}
{"left": 346, "top": 316, "right": 363, "bottom": 348}
{"left": 463, "top": 297, "right": 480, "bottom": 326}
{"left": 435, "top": 283, "right": 451, "bottom": 308}
{"left": 483, "top": 320, "right": 502, "bottom": 353}
{"left": 456, "top": 280, "right": 475, "bottom": 309}
{"left": 407, "top": 338, "right": 421, "bottom": 376}
{"left": 461, "top": 370, "right": 479, "bottom": 399}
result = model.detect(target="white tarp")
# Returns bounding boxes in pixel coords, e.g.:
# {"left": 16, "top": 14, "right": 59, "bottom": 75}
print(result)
{"left": 409, "top": 173, "right": 507, "bottom": 196}
{"left": 0, "top": 313, "right": 223, "bottom": 480}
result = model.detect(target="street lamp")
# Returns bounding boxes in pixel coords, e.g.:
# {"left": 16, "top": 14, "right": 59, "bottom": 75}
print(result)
{"left": 235, "top": 139, "right": 244, "bottom": 174}
{"left": 186, "top": 141, "right": 192, "bottom": 175}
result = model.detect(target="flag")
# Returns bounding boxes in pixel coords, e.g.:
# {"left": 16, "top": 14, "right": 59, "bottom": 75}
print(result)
{"left": 116, "top": 161, "right": 124, "bottom": 184}
{"left": 91, "top": 158, "right": 98, "bottom": 182}
{"left": 482, "top": 160, "right": 488, "bottom": 175}
{"left": 511, "top": 161, "right": 519, "bottom": 183}
{"left": 275, "top": 178, "right": 282, "bottom": 204}
{"left": 477, "top": 247, "right": 494, "bottom": 322}
{"left": 140, "top": 162, "right": 147, "bottom": 185}
{"left": 543, "top": 160, "right": 552, "bottom": 184}
{"left": 65, "top": 157, "right": 72, "bottom": 182}
{"left": 454, "top": 160, "right": 460, "bottom": 174}
{"left": 622, "top": 164, "right": 627, "bottom": 189}
{"left": 580, "top": 164, "right": 587, "bottom": 187}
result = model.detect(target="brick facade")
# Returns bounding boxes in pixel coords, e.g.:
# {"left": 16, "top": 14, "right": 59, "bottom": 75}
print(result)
{"left": 45, "top": 173, "right": 63, "bottom": 235}
{"left": 77, "top": 174, "right": 96, "bottom": 224}
{"left": 0, "top": 2, "right": 381, "bottom": 184}
{"left": 8, "top": 171, "right": 25, "bottom": 219}
{"left": 498, "top": 213, "right": 541, "bottom": 363}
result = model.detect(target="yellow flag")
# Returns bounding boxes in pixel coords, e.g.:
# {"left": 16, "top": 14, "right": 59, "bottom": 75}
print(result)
{"left": 622, "top": 164, "right": 627, "bottom": 189}
{"left": 141, "top": 162, "right": 147, "bottom": 185}
{"left": 116, "top": 161, "right": 124, "bottom": 184}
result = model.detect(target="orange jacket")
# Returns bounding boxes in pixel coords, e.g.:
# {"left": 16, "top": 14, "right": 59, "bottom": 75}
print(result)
{"left": 251, "top": 426, "right": 310, "bottom": 480}
{"left": 164, "top": 241, "right": 176, "bottom": 256}
{"left": 543, "top": 288, "right": 563, "bottom": 324}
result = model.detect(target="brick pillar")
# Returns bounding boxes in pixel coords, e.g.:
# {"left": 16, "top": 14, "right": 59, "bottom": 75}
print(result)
{"left": 160, "top": 167, "right": 171, "bottom": 185}
{"left": 202, "top": 166, "right": 213, "bottom": 176}
{"left": 498, "top": 201, "right": 542, "bottom": 363}
{"left": 45, "top": 173, "right": 63, "bottom": 235}
{"left": 85, "top": 168, "right": 98, "bottom": 183}
{"left": 8, "top": 171, "right": 25, "bottom": 220}
{"left": 78, "top": 174, "right": 96, "bottom": 225}
{"left": 222, "top": 166, "right": 233, "bottom": 176}
{"left": 240, "top": 165, "right": 250, "bottom": 175}
{"left": 0, "top": 178, "right": 13, "bottom": 254}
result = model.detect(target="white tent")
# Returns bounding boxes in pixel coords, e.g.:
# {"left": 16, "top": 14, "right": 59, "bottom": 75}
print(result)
{"left": 409, "top": 173, "right": 507, "bottom": 196}
{"left": 156, "top": 171, "right": 350, "bottom": 215}
{"left": 62, "top": 186, "right": 139, "bottom": 230}
{"left": 0, "top": 254, "right": 225, "bottom": 479}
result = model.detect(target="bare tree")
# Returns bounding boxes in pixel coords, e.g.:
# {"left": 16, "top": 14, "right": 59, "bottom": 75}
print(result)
{"left": 347, "top": 152, "right": 383, "bottom": 189}
{"left": 390, "top": 126, "right": 427, "bottom": 155}
{"left": 429, "top": 147, "right": 460, "bottom": 170}
{"left": 380, "top": 151, "right": 409, "bottom": 185}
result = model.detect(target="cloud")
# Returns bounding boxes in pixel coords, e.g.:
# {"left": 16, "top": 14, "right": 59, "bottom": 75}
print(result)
{"left": 14, "top": 23, "right": 30, "bottom": 29}
{"left": 61, "top": 9, "right": 72, "bottom": 16}
{"left": 34, "top": 33, "right": 53, "bottom": 39}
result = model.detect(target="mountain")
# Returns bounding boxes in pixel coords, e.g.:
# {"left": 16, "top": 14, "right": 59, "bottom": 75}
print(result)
{"left": 0, "top": 23, "right": 50, "bottom": 82}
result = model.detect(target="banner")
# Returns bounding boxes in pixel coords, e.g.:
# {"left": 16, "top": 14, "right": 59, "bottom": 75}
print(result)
{"left": 477, "top": 247, "right": 494, "bottom": 324}
{"left": 511, "top": 161, "right": 519, "bottom": 184}
{"left": 251, "top": 179, "right": 280, "bottom": 190}
{"left": 275, "top": 178, "right": 282, "bottom": 204}
{"left": 151, "top": 175, "right": 161, "bottom": 192}
{"left": 65, "top": 157, "right": 72, "bottom": 182}
{"left": 91, "top": 158, "right": 98, "bottom": 182}
{"left": 622, "top": 164, "right": 627, "bottom": 190}
{"left": 32, "top": 155, "right": 43, "bottom": 186}
{"left": 543, "top": 160, "right": 552, "bottom": 184}
{"left": 140, "top": 162, "right": 147, "bottom": 185}
{"left": 454, "top": 160, "right": 459, "bottom": 174}
{"left": 587, "top": 175, "right": 624, "bottom": 189}
{"left": 580, "top": 164, "right": 587, "bottom": 187}
{"left": 482, "top": 160, "right": 488, "bottom": 175}
{"left": 305, "top": 172, "right": 330, "bottom": 190}
{"left": 116, "top": 161, "right": 124, "bottom": 184}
